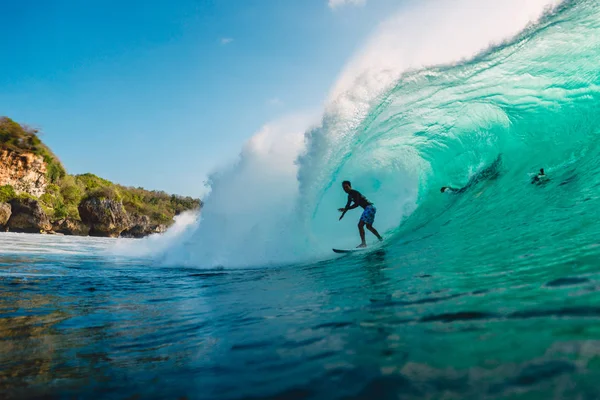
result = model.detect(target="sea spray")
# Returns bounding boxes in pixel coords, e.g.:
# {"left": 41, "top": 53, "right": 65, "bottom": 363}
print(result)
{"left": 161, "top": 114, "right": 316, "bottom": 267}
{"left": 111, "top": 210, "right": 200, "bottom": 258}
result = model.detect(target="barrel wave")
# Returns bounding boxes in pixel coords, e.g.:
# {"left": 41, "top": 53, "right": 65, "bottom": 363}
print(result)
{"left": 159, "top": 0, "right": 600, "bottom": 269}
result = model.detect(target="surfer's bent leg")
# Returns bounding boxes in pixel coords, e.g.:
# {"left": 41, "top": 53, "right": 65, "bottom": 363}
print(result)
{"left": 367, "top": 224, "right": 382, "bottom": 241}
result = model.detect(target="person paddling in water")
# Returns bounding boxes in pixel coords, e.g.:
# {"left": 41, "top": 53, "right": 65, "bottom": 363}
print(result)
{"left": 338, "top": 181, "right": 383, "bottom": 248}
{"left": 531, "top": 168, "right": 548, "bottom": 185}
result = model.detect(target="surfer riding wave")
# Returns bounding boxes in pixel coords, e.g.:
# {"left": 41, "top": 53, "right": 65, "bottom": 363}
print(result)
{"left": 338, "top": 181, "right": 383, "bottom": 248}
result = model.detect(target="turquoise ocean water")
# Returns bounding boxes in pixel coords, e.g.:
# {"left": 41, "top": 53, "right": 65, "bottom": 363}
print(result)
{"left": 4, "top": 0, "right": 600, "bottom": 398}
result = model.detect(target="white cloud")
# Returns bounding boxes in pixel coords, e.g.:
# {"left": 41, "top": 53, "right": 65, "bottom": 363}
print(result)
{"left": 267, "top": 97, "right": 284, "bottom": 107}
{"left": 328, "top": 0, "right": 366, "bottom": 10}
{"left": 220, "top": 37, "right": 234, "bottom": 45}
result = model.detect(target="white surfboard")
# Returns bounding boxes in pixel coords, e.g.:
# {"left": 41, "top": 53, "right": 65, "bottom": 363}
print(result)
{"left": 332, "top": 247, "right": 369, "bottom": 254}
{"left": 333, "top": 240, "right": 384, "bottom": 254}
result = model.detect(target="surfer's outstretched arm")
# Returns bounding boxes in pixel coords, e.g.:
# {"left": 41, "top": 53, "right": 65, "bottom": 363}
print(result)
{"left": 338, "top": 199, "right": 358, "bottom": 220}
{"left": 338, "top": 203, "right": 357, "bottom": 220}
{"left": 342, "top": 196, "right": 358, "bottom": 210}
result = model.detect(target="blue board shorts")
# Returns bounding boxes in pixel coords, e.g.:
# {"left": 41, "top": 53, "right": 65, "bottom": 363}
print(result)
{"left": 360, "top": 205, "right": 376, "bottom": 225}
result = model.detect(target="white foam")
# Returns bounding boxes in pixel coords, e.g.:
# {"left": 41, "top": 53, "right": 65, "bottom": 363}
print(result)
{"left": 0, "top": 232, "right": 116, "bottom": 256}
{"left": 110, "top": 210, "right": 201, "bottom": 257}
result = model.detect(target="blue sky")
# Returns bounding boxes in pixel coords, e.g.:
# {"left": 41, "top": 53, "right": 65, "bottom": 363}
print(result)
{"left": 0, "top": 0, "right": 400, "bottom": 197}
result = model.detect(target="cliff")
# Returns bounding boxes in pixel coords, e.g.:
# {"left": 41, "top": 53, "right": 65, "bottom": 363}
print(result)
{"left": 0, "top": 150, "right": 47, "bottom": 197}
{"left": 0, "top": 117, "right": 201, "bottom": 237}
{"left": 78, "top": 196, "right": 131, "bottom": 237}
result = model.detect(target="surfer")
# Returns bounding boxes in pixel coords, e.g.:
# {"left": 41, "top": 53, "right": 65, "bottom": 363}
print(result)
{"left": 531, "top": 168, "right": 548, "bottom": 184}
{"left": 338, "top": 181, "right": 383, "bottom": 248}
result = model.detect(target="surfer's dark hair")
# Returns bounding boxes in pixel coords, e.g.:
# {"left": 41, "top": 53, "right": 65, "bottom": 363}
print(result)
{"left": 342, "top": 180, "right": 351, "bottom": 187}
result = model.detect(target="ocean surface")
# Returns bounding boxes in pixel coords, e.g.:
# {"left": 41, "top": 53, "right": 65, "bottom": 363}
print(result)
{"left": 4, "top": 0, "right": 600, "bottom": 398}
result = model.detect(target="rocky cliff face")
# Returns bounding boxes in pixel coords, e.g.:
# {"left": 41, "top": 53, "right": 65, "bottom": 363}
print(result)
{"left": 7, "top": 198, "right": 52, "bottom": 233}
{"left": 78, "top": 197, "right": 130, "bottom": 237}
{"left": 0, "top": 203, "right": 11, "bottom": 230}
{"left": 121, "top": 214, "right": 168, "bottom": 238}
{"left": 0, "top": 149, "right": 47, "bottom": 197}
{"left": 52, "top": 218, "right": 90, "bottom": 236}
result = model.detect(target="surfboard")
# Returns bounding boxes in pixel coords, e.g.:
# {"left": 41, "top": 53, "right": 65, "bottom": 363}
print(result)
{"left": 333, "top": 240, "right": 385, "bottom": 254}
{"left": 332, "top": 247, "right": 369, "bottom": 254}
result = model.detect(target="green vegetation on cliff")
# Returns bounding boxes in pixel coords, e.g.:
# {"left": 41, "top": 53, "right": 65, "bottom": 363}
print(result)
{"left": 0, "top": 117, "right": 201, "bottom": 226}
{"left": 0, "top": 117, "right": 66, "bottom": 183}
{"left": 76, "top": 173, "right": 200, "bottom": 224}
{"left": 0, "top": 185, "right": 16, "bottom": 203}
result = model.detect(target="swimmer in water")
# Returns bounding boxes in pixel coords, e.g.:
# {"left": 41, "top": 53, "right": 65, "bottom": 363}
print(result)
{"left": 531, "top": 168, "right": 548, "bottom": 184}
